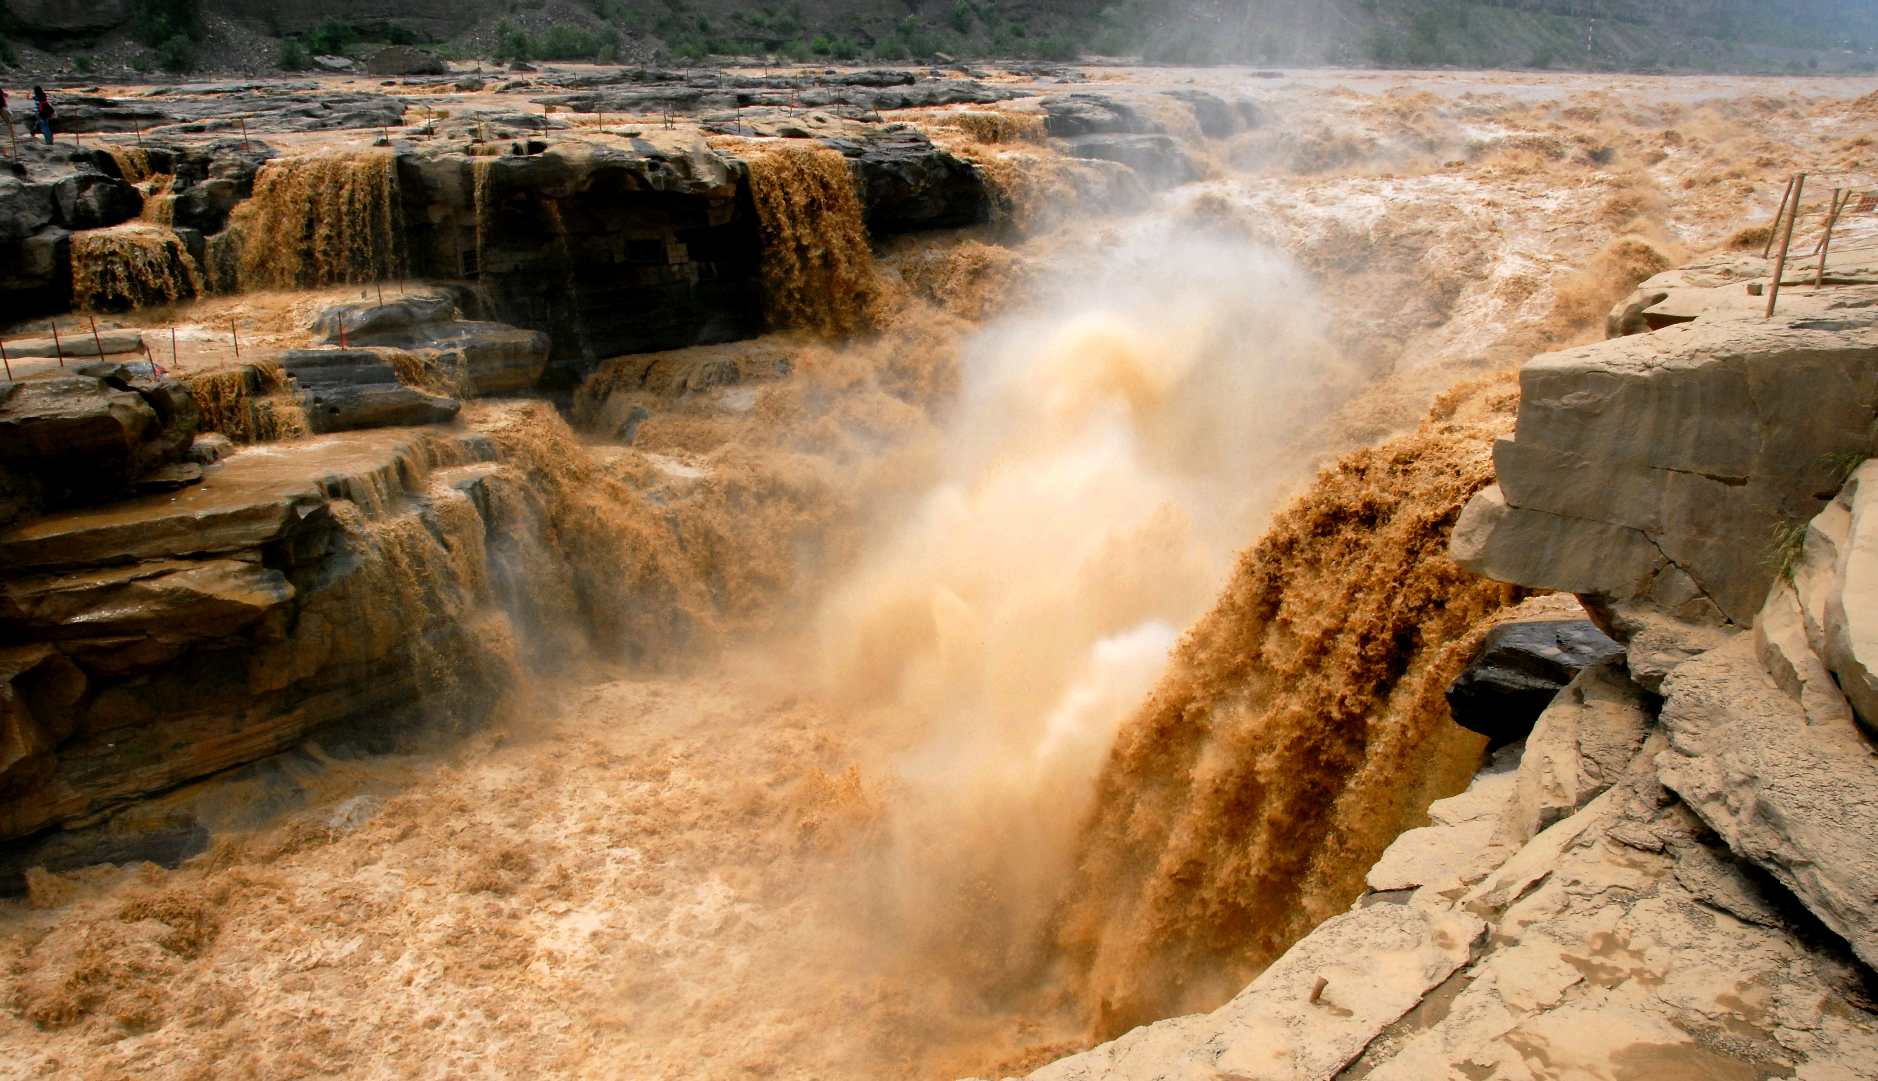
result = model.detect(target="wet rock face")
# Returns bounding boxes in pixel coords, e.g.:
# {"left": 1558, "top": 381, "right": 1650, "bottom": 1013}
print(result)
{"left": 825, "top": 126, "right": 990, "bottom": 235}
{"left": 309, "top": 292, "right": 551, "bottom": 395}
{"left": 50, "top": 91, "right": 407, "bottom": 137}
{"left": 1446, "top": 619, "right": 1624, "bottom": 749}
{"left": 0, "top": 151, "right": 142, "bottom": 317}
{"left": 0, "top": 409, "right": 576, "bottom": 886}
{"left": 398, "top": 139, "right": 763, "bottom": 384}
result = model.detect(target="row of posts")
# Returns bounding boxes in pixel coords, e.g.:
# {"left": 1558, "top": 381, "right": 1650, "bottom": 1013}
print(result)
{"left": 0, "top": 319, "right": 242, "bottom": 382}
{"left": 1763, "top": 172, "right": 1871, "bottom": 319}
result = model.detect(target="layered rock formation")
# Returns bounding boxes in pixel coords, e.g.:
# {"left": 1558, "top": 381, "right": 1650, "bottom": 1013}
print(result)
{"left": 1451, "top": 306, "right": 1878, "bottom": 688}
{"left": 0, "top": 402, "right": 611, "bottom": 890}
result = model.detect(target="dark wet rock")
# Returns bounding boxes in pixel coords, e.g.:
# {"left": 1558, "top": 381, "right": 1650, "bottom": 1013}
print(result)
{"left": 53, "top": 92, "right": 406, "bottom": 137}
{"left": 312, "top": 292, "right": 461, "bottom": 344}
{"left": 1057, "top": 132, "right": 1202, "bottom": 189}
{"left": 1, "top": 150, "right": 146, "bottom": 318}
{"left": 280, "top": 349, "right": 462, "bottom": 433}
{"left": 366, "top": 46, "right": 449, "bottom": 77}
{"left": 1447, "top": 619, "right": 1626, "bottom": 749}
{"left": 396, "top": 134, "right": 760, "bottom": 384}
{"left": 825, "top": 126, "right": 989, "bottom": 234}
{"left": 1042, "top": 93, "right": 1157, "bottom": 137}
{"left": 0, "top": 365, "right": 199, "bottom": 516}
{"left": 1167, "top": 89, "right": 1265, "bottom": 137}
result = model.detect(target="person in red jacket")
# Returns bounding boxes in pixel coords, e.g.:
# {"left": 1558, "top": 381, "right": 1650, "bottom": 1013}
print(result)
{"left": 27, "top": 86, "right": 54, "bottom": 145}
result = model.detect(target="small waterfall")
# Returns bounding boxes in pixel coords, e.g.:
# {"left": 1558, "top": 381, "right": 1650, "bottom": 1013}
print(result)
{"left": 70, "top": 224, "right": 205, "bottom": 311}
{"left": 186, "top": 360, "right": 310, "bottom": 443}
{"left": 742, "top": 144, "right": 879, "bottom": 336}
{"left": 1057, "top": 380, "right": 1523, "bottom": 1037}
{"left": 231, "top": 149, "right": 406, "bottom": 291}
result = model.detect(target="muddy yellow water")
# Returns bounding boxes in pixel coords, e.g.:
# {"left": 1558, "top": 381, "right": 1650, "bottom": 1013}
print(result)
{"left": 3, "top": 68, "right": 1875, "bottom": 1081}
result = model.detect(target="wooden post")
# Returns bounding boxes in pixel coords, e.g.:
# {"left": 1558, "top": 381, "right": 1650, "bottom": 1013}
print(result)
{"left": 171, "top": 326, "right": 179, "bottom": 371}
{"left": 49, "top": 322, "right": 64, "bottom": 367}
{"left": 231, "top": 320, "right": 241, "bottom": 358}
{"left": 240, "top": 115, "right": 249, "bottom": 151}
{"left": 1816, "top": 188, "right": 1847, "bottom": 288}
{"left": 1764, "top": 175, "right": 1796, "bottom": 259}
{"left": 1767, "top": 172, "right": 1806, "bottom": 320}
{"left": 0, "top": 339, "right": 11, "bottom": 382}
{"left": 377, "top": 281, "right": 385, "bottom": 306}
{"left": 88, "top": 314, "right": 105, "bottom": 359}
{"left": 135, "top": 126, "right": 144, "bottom": 148}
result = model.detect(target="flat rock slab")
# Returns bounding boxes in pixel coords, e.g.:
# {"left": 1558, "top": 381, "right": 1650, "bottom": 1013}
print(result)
{"left": 0, "top": 425, "right": 488, "bottom": 570}
{"left": 0, "top": 329, "right": 146, "bottom": 359}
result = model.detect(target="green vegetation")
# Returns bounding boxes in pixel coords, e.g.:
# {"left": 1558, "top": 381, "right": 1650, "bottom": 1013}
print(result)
{"left": 491, "top": 20, "right": 617, "bottom": 62}
{"left": 277, "top": 36, "right": 311, "bottom": 70}
{"left": 156, "top": 33, "right": 195, "bottom": 72}
{"left": 1769, "top": 518, "right": 1811, "bottom": 582}
{"left": 129, "top": 0, "right": 199, "bottom": 49}
{"left": 307, "top": 18, "right": 354, "bottom": 57}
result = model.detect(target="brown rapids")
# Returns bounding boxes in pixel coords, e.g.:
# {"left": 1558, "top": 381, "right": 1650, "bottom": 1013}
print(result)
{"left": 3, "top": 67, "right": 1876, "bottom": 1081}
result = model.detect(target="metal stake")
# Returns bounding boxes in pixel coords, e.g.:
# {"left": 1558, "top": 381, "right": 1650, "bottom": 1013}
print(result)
{"left": 0, "top": 339, "right": 12, "bottom": 381}
{"left": 49, "top": 322, "right": 64, "bottom": 367}
{"left": 88, "top": 314, "right": 105, "bottom": 359}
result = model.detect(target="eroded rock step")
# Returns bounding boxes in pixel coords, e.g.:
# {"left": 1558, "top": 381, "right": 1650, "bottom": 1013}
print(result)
{"left": 0, "top": 403, "right": 580, "bottom": 891}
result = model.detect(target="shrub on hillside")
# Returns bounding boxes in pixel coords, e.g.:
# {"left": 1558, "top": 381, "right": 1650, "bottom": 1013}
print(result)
{"left": 278, "top": 37, "right": 311, "bottom": 70}
{"left": 130, "top": 0, "right": 200, "bottom": 48}
{"left": 308, "top": 18, "right": 353, "bottom": 57}
{"left": 157, "top": 33, "right": 195, "bottom": 72}
{"left": 537, "top": 24, "right": 608, "bottom": 60}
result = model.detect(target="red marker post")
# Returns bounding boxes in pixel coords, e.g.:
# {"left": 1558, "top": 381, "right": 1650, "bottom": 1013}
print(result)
{"left": 48, "top": 322, "right": 64, "bottom": 367}
{"left": 0, "top": 339, "right": 12, "bottom": 382}
{"left": 88, "top": 314, "right": 106, "bottom": 360}
{"left": 170, "top": 326, "right": 181, "bottom": 373}
{"left": 231, "top": 321, "right": 241, "bottom": 359}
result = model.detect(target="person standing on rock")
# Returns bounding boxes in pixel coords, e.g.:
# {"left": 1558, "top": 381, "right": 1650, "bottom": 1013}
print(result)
{"left": 28, "top": 86, "right": 54, "bottom": 146}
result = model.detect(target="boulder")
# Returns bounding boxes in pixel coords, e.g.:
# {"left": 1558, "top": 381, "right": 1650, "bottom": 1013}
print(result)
{"left": 280, "top": 349, "right": 461, "bottom": 433}
{"left": 1498, "top": 661, "right": 1653, "bottom": 845}
{"left": 1041, "top": 93, "right": 1155, "bottom": 137}
{"left": 0, "top": 366, "right": 198, "bottom": 510}
{"left": 1823, "top": 461, "right": 1878, "bottom": 732}
{"left": 1056, "top": 132, "right": 1201, "bottom": 189}
{"left": 1656, "top": 634, "right": 1878, "bottom": 971}
{"left": 425, "top": 323, "right": 551, "bottom": 395}
{"left": 308, "top": 296, "right": 551, "bottom": 395}
{"left": 825, "top": 126, "right": 990, "bottom": 235}
{"left": 311, "top": 292, "right": 461, "bottom": 345}
{"left": 1445, "top": 618, "right": 1624, "bottom": 749}
{"left": 365, "top": 46, "right": 449, "bottom": 77}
